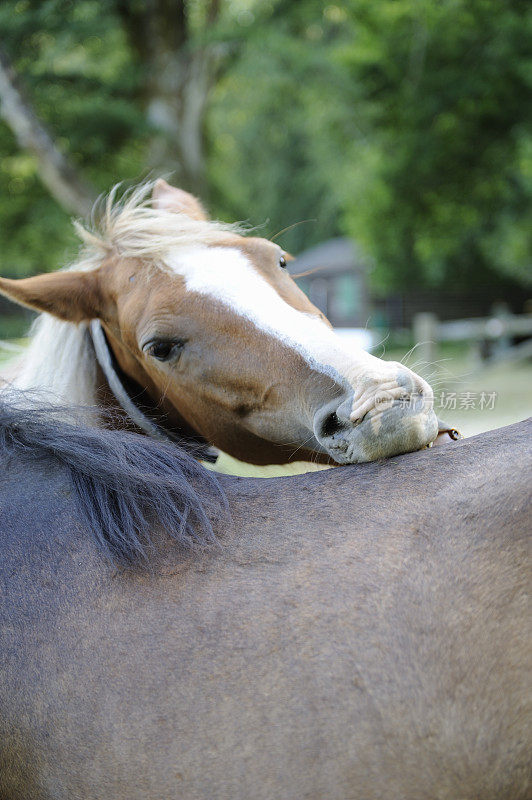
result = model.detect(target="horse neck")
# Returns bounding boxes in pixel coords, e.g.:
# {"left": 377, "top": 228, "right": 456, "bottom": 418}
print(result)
{"left": 12, "top": 315, "right": 99, "bottom": 414}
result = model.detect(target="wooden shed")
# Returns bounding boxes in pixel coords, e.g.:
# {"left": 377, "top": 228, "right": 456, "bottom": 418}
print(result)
{"left": 289, "top": 237, "right": 371, "bottom": 328}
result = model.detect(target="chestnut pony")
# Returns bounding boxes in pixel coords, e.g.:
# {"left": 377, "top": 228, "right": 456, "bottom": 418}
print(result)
{"left": 0, "top": 179, "right": 438, "bottom": 465}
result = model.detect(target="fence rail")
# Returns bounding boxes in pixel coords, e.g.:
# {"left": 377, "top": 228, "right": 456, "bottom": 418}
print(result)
{"left": 413, "top": 311, "right": 532, "bottom": 368}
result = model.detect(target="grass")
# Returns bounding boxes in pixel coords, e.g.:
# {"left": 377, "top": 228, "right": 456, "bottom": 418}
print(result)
{"left": 394, "top": 342, "right": 532, "bottom": 437}
{"left": 0, "top": 339, "right": 26, "bottom": 367}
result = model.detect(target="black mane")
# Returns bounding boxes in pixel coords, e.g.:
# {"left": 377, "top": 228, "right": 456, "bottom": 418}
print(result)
{"left": 0, "top": 392, "right": 228, "bottom": 566}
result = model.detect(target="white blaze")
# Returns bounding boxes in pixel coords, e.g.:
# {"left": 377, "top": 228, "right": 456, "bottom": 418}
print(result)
{"left": 166, "top": 245, "right": 394, "bottom": 394}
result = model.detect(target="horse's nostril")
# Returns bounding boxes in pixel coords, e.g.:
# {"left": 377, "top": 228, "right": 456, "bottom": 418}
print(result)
{"left": 321, "top": 411, "right": 342, "bottom": 438}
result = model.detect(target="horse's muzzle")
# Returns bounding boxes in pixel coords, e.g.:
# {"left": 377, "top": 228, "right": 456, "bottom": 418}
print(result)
{"left": 313, "top": 368, "right": 439, "bottom": 464}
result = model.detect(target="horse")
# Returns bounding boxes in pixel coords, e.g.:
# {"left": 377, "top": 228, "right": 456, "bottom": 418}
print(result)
{"left": 0, "top": 178, "right": 445, "bottom": 467}
{"left": 0, "top": 397, "right": 530, "bottom": 799}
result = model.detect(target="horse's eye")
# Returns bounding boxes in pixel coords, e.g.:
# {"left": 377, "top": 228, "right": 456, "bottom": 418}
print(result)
{"left": 279, "top": 254, "right": 287, "bottom": 269}
{"left": 145, "top": 340, "right": 184, "bottom": 362}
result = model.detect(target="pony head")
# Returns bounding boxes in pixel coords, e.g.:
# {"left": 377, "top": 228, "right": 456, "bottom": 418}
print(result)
{"left": 0, "top": 179, "right": 438, "bottom": 465}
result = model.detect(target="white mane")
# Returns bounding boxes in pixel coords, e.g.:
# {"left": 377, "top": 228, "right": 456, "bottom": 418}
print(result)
{"left": 11, "top": 180, "right": 239, "bottom": 413}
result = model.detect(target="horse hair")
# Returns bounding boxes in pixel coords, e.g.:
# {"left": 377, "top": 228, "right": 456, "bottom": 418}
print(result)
{"left": 0, "top": 392, "right": 228, "bottom": 566}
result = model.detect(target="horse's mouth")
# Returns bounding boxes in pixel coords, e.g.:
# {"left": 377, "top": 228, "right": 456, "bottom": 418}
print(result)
{"left": 315, "top": 406, "right": 440, "bottom": 465}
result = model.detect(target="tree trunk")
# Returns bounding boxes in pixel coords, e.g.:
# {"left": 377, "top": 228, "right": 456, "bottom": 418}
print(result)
{"left": 117, "top": 0, "right": 225, "bottom": 197}
{"left": 0, "top": 48, "right": 97, "bottom": 218}
{"left": 146, "top": 47, "right": 220, "bottom": 195}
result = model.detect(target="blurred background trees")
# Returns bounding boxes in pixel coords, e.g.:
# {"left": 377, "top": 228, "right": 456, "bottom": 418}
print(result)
{"left": 0, "top": 0, "right": 530, "bottom": 295}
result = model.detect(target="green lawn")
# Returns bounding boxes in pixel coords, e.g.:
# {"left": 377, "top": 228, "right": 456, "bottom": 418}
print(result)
{"left": 0, "top": 340, "right": 25, "bottom": 367}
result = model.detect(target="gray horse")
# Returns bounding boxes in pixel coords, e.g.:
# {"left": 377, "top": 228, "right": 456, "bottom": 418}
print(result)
{"left": 0, "top": 399, "right": 530, "bottom": 800}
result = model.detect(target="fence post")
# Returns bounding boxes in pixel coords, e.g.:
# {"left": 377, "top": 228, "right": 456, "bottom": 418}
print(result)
{"left": 412, "top": 313, "right": 438, "bottom": 377}
{"left": 489, "top": 302, "right": 512, "bottom": 360}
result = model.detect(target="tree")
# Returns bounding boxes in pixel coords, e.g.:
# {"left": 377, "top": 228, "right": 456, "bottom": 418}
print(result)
{"left": 0, "top": 0, "right": 148, "bottom": 276}
{"left": 0, "top": 0, "right": 529, "bottom": 297}
{"left": 0, "top": 1, "right": 232, "bottom": 211}
{"left": 115, "top": 0, "right": 231, "bottom": 196}
{"left": 338, "top": 0, "right": 532, "bottom": 289}
{"left": 0, "top": 0, "right": 347, "bottom": 272}
{"left": 0, "top": 46, "right": 96, "bottom": 216}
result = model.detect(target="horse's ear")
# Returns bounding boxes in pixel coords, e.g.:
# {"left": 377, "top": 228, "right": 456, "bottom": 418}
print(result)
{"left": 0, "top": 270, "right": 103, "bottom": 322}
{"left": 152, "top": 178, "right": 209, "bottom": 221}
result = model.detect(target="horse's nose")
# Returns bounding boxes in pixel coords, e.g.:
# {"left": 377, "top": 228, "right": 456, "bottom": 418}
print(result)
{"left": 394, "top": 364, "right": 434, "bottom": 407}
{"left": 348, "top": 365, "right": 433, "bottom": 426}
{"left": 313, "top": 366, "right": 437, "bottom": 463}
{"left": 313, "top": 396, "right": 357, "bottom": 451}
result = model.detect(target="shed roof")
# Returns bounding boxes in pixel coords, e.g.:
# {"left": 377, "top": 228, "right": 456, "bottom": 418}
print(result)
{"left": 289, "top": 237, "right": 369, "bottom": 276}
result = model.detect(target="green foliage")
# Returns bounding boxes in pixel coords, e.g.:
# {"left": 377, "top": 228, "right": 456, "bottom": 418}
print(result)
{"left": 209, "top": 6, "right": 352, "bottom": 252}
{"left": 0, "top": 0, "right": 530, "bottom": 294}
{"left": 0, "top": 0, "right": 148, "bottom": 277}
{"left": 337, "top": 0, "right": 532, "bottom": 289}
